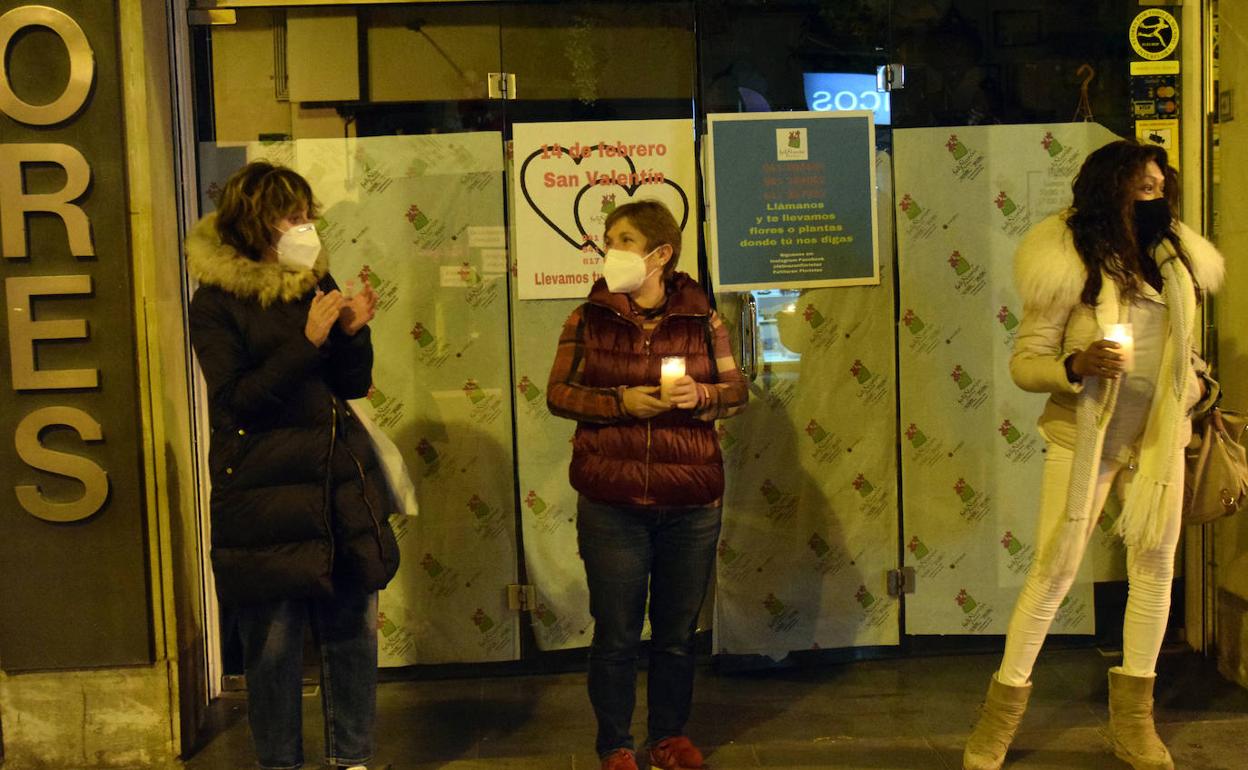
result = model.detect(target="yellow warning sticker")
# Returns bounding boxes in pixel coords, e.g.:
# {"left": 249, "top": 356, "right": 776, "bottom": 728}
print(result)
{"left": 1130, "top": 60, "right": 1180, "bottom": 76}
{"left": 1130, "top": 9, "right": 1179, "bottom": 61}
{"left": 1135, "top": 119, "right": 1179, "bottom": 169}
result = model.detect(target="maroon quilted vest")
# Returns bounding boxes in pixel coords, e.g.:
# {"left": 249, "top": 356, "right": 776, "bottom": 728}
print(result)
{"left": 570, "top": 274, "right": 724, "bottom": 507}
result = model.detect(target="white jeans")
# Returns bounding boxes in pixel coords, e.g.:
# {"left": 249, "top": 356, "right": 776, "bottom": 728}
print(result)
{"left": 996, "top": 442, "right": 1183, "bottom": 686}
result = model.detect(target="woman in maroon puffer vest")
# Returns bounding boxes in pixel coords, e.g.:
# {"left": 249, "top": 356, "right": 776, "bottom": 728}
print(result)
{"left": 548, "top": 200, "right": 748, "bottom": 770}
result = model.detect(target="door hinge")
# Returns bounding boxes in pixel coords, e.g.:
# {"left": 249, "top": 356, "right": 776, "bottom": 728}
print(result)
{"left": 876, "top": 63, "right": 905, "bottom": 92}
{"left": 506, "top": 583, "right": 536, "bottom": 611}
{"left": 488, "top": 72, "right": 517, "bottom": 100}
{"left": 886, "top": 567, "right": 916, "bottom": 597}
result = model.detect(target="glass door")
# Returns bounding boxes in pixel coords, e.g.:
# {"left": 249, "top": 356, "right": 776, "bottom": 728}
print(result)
{"left": 696, "top": 1, "right": 902, "bottom": 658}
{"left": 888, "top": 1, "right": 1147, "bottom": 647}
{"left": 348, "top": 4, "right": 519, "bottom": 667}
{"left": 192, "top": 4, "right": 522, "bottom": 675}
{"left": 501, "top": 1, "right": 700, "bottom": 652}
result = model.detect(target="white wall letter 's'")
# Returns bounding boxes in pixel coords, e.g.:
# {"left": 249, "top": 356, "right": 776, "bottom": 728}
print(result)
{"left": 15, "top": 406, "right": 109, "bottom": 522}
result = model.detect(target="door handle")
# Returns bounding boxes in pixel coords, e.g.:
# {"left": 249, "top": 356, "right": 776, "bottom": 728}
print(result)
{"left": 739, "top": 293, "right": 759, "bottom": 381}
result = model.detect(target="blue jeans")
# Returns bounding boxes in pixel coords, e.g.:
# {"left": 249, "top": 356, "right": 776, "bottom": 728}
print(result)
{"left": 576, "top": 496, "right": 722, "bottom": 757}
{"left": 236, "top": 591, "right": 379, "bottom": 769}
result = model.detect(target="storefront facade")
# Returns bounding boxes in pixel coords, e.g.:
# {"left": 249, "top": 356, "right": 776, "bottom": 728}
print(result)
{"left": 0, "top": 1, "right": 1245, "bottom": 766}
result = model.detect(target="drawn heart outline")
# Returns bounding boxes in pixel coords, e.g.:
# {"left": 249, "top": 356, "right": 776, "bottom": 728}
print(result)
{"left": 519, "top": 143, "right": 691, "bottom": 257}
{"left": 572, "top": 177, "right": 689, "bottom": 257}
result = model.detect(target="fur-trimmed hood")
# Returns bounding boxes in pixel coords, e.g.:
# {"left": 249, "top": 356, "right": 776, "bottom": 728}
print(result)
{"left": 1014, "top": 212, "right": 1225, "bottom": 312}
{"left": 186, "top": 213, "right": 328, "bottom": 307}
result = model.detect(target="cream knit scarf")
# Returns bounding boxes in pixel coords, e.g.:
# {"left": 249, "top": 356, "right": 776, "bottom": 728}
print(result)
{"left": 1064, "top": 240, "right": 1194, "bottom": 551}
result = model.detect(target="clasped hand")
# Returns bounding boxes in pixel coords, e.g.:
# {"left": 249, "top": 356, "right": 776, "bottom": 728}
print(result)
{"left": 1071, "top": 339, "right": 1125, "bottom": 379}
{"left": 305, "top": 284, "right": 378, "bottom": 347}
{"left": 622, "top": 376, "right": 700, "bottom": 418}
{"left": 337, "top": 282, "right": 378, "bottom": 336}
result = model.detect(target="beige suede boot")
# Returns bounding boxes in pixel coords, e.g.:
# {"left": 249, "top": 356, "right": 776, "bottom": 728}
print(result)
{"left": 1107, "top": 667, "right": 1174, "bottom": 770}
{"left": 962, "top": 674, "right": 1032, "bottom": 770}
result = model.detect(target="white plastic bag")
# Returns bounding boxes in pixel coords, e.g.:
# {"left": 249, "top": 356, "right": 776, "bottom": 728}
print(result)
{"left": 348, "top": 400, "right": 419, "bottom": 518}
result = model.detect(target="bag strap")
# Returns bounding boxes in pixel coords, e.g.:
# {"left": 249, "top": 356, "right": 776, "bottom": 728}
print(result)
{"left": 704, "top": 314, "right": 719, "bottom": 385}
{"left": 1188, "top": 414, "right": 1217, "bottom": 511}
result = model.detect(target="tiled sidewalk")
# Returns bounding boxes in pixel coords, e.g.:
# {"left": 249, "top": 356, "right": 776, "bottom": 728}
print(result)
{"left": 185, "top": 648, "right": 1248, "bottom": 769}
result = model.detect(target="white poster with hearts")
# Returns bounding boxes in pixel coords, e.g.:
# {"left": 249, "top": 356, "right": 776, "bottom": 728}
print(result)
{"left": 512, "top": 119, "right": 699, "bottom": 300}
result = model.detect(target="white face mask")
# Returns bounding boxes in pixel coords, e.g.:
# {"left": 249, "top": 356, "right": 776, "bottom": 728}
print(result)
{"left": 603, "top": 246, "right": 661, "bottom": 294}
{"left": 273, "top": 223, "right": 321, "bottom": 271}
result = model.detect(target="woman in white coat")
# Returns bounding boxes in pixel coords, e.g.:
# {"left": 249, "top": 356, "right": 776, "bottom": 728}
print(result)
{"left": 962, "top": 140, "right": 1224, "bottom": 770}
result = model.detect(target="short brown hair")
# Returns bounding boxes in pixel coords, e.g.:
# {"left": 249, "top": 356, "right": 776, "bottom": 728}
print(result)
{"left": 215, "top": 161, "right": 319, "bottom": 261}
{"left": 603, "top": 200, "right": 682, "bottom": 278}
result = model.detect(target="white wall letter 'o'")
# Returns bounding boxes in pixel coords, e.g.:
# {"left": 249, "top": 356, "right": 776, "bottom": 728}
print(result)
{"left": 0, "top": 6, "right": 95, "bottom": 125}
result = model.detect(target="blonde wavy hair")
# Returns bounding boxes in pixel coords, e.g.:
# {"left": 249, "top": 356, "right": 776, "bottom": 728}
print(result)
{"left": 215, "top": 161, "right": 320, "bottom": 261}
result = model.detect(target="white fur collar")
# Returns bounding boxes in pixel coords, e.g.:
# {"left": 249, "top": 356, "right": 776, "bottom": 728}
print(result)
{"left": 186, "top": 213, "right": 328, "bottom": 307}
{"left": 1173, "top": 220, "right": 1225, "bottom": 293}
{"left": 1014, "top": 212, "right": 1225, "bottom": 311}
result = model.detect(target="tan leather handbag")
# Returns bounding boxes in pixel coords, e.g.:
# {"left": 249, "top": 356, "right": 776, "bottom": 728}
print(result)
{"left": 1184, "top": 407, "right": 1248, "bottom": 525}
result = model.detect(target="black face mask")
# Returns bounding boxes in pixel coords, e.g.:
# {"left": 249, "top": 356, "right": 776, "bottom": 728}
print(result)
{"left": 1134, "top": 197, "right": 1172, "bottom": 250}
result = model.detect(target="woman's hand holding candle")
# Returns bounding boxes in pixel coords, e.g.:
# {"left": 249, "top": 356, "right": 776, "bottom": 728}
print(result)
{"left": 1070, "top": 338, "right": 1129, "bottom": 380}
{"left": 666, "top": 376, "right": 700, "bottom": 409}
{"left": 1102, "top": 323, "right": 1134, "bottom": 373}
{"left": 622, "top": 386, "right": 670, "bottom": 418}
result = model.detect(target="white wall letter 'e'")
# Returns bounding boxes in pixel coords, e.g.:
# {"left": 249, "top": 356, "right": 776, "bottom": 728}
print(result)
{"left": 6, "top": 275, "right": 98, "bottom": 390}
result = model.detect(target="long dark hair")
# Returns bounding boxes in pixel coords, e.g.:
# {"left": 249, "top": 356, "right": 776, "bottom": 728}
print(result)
{"left": 1066, "top": 140, "right": 1191, "bottom": 305}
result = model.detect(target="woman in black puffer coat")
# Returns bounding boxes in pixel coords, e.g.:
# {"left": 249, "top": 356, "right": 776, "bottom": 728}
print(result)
{"left": 188, "top": 161, "right": 398, "bottom": 770}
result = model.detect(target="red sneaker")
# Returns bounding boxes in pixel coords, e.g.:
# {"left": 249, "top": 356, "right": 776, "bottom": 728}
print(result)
{"left": 601, "top": 748, "right": 639, "bottom": 770}
{"left": 648, "top": 736, "right": 706, "bottom": 770}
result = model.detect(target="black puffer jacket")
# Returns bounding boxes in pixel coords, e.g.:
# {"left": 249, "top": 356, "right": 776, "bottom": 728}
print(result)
{"left": 187, "top": 214, "right": 400, "bottom": 606}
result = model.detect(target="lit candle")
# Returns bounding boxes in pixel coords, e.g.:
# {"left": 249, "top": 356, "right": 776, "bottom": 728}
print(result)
{"left": 660, "top": 356, "right": 686, "bottom": 402}
{"left": 1103, "top": 323, "right": 1134, "bottom": 373}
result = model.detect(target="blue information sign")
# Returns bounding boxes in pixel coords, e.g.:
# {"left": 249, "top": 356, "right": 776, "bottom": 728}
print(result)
{"left": 707, "top": 111, "right": 879, "bottom": 290}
